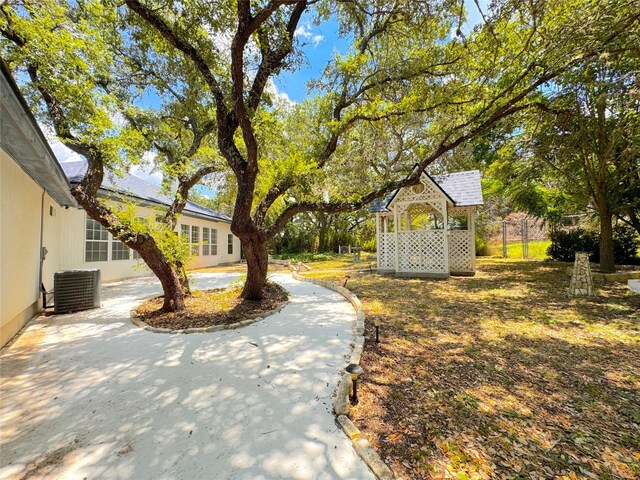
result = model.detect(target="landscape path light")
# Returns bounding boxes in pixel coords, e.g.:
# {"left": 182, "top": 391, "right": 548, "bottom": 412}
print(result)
{"left": 345, "top": 363, "right": 363, "bottom": 404}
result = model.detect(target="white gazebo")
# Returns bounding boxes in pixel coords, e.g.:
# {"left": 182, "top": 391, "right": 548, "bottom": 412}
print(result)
{"left": 371, "top": 168, "right": 483, "bottom": 278}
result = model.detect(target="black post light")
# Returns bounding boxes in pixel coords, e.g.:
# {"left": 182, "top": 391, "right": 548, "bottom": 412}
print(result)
{"left": 345, "top": 363, "right": 363, "bottom": 404}
{"left": 343, "top": 275, "right": 351, "bottom": 287}
{"left": 374, "top": 319, "right": 381, "bottom": 343}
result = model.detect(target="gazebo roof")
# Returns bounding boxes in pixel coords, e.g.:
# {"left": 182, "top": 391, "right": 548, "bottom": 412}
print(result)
{"left": 369, "top": 169, "right": 483, "bottom": 212}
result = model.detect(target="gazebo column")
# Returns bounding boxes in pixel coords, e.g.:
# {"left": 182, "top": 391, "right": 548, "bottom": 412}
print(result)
{"left": 442, "top": 200, "right": 449, "bottom": 275}
{"left": 470, "top": 207, "right": 476, "bottom": 272}
{"left": 393, "top": 206, "right": 399, "bottom": 273}
{"left": 375, "top": 213, "right": 380, "bottom": 269}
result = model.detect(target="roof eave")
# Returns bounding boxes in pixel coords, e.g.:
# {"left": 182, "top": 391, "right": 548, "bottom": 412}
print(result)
{"left": 0, "top": 61, "right": 77, "bottom": 208}
{"left": 93, "top": 186, "right": 231, "bottom": 223}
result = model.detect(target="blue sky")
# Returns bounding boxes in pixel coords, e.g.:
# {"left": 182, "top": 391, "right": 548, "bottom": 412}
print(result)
{"left": 52, "top": 1, "right": 487, "bottom": 188}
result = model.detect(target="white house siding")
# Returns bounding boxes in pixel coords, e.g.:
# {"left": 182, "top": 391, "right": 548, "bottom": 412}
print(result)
{"left": 55, "top": 202, "right": 240, "bottom": 284}
{"left": 177, "top": 214, "right": 240, "bottom": 269}
{"left": 0, "top": 147, "right": 61, "bottom": 346}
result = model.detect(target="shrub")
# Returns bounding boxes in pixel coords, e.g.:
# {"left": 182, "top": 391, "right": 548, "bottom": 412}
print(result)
{"left": 613, "top": 224, "right": 640, "bottom": 265}
{"left": 547, "top": 229, "right": 599, "bottom": 262}
{"left": 475, "top": 233, "right": 490, "bottom": 256}
{"left": 547, "top": 225, "right": 640, "bottom": 264}
{"left": 362, "top": 238, "right": 376, "bottom": 252}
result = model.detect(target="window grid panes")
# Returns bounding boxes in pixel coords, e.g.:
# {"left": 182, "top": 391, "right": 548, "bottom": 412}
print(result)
{"left": 227, "top": 234, "right": 233, "bottom": 255}
{"left": 212, "top": 229, "right": 218, "bottom": 255}
{"left": 191, "top": 226, "right": 200, "bottom": 256}
{"left": 112, "top": 240, "right": 130, "bottom": 261}
{"left": 85, "top": 218, "right": 108, "bottom": 262}
{"left": 203, "top": 227, "right": 210, "bottom": 256}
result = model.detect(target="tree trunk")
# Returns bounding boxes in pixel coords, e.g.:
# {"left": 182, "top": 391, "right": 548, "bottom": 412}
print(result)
{"left": 136, "top": 242, "right": 186, "bottom": 311}
{"left": 598, "top": 209, "right": 615, "bottom": 273}
{"left": 240, "top": 237, "right": 269, "bottom": 300}
{"left": 317, "top": 213, "right": 329, "bottom": 252}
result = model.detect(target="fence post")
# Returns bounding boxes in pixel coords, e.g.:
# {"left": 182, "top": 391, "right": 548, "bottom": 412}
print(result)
{"left": 521, "top": 218, "right": 528, "bottom": 259}
{"left": 502, "top": 221, "right": 508, "bottom": 258}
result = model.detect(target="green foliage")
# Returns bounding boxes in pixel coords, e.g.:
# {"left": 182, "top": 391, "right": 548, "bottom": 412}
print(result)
{"left": 613, "top": 224, "right": 640, "bottom": 265}
{"left": 548, "top": 229, "right": 601, "bottom": 262}
{"left": 475, "top": 234, "right": 489, "bottom": 257}
{"left": 548, "top": 226, "right": 640, "bottom": 264}
{"left": 362, "top": 238, "right": 376, "bottom": 253}
{"left": 111, "top": 201, "right": 193, "bottom": 271}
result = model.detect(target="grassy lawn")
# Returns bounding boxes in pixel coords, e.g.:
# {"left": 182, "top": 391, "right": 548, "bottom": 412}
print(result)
{"left": 300, "top": 257, "right": 639, "bottom": 480}
{"left": 485, "top": 240, "right": 552, "bottom": 260}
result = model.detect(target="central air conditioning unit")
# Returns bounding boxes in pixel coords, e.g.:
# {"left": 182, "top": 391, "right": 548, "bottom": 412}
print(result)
{"left": 54, "top": 269, "right": 101, "bottom": 314}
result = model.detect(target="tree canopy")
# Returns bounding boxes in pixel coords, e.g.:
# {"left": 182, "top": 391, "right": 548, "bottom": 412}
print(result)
{"left": 2, "top": 0, "right": 638, "bottom": 300}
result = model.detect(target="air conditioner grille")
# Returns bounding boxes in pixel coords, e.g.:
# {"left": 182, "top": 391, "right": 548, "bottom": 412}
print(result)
{"left": 54, "top": 269, "right": 101, "bottom": 314}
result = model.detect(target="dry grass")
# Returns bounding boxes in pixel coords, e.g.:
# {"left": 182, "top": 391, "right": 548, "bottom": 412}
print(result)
{"left": 135, "top": 282, "right": 288, "bottom": 330}
{"left": 302, "top": 258, "right": 639, "bottom": 480}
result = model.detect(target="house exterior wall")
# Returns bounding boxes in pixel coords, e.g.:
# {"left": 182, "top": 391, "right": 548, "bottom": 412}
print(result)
{"left": 0, "top": 147, "right": 61, "bottom": 346}
{"left": 52, "top": 201, "right": 240, "bottom": 284}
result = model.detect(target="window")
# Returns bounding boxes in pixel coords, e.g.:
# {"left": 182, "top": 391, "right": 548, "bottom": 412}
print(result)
{"left": 112, "top": 239, "right": 130, "bottom": 260}
{"left": 191, "top": 226, "right": 200, "bottom": 256}
{"left": 85, "top": 217, "right": 108, "bottom": 262}
{"left": 227, "top": 234, "right": 233, "bottom": 255}
{"left": 203, "top": 227, "right": 210, "bottom": 256}
{"left": 212, "top": 228, "right": 218, "bottom": 255}
{"left": 181, "top": 224, "right": 190, "bottom": 239}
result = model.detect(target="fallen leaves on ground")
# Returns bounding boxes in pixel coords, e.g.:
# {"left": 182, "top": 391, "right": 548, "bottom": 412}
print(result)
{"left": 303, "top": 258, "right": 640, "bottom": 480}
{"left": 134, "top": 282, "right": 288, "bottom": 329}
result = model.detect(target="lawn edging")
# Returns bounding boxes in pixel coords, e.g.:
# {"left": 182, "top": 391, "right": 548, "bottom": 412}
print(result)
{"left": 129, "top": 301, "right": 288, "bottom": 334}
{"left": 291, "top": 271, "right": 397, "bottom": 480}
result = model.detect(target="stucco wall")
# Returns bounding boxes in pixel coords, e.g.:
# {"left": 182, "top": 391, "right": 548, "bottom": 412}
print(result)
{"left": 56, "top": 202, "right": 240, "bottom": 283}
{"left": 0, "top": 147, "right": 56, "bottom": 347}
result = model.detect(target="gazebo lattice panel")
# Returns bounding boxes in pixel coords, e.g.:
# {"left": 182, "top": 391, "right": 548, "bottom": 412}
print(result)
{"left": 397, "top": 230, "right": 447, "bottom": 273}
{"left": 378, "top": 232, "right": 395, "bottom": 270}
{"left": 449, "top": 230, "right": 473, "bottom": 272}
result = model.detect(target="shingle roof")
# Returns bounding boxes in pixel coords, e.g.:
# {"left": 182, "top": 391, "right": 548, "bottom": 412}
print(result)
{"left": 61, "top": 161, "right": 231, "bottom": 223}
{"left": 368, "top": 169, "right": 483, "bottom": 213}
{"left": 432, "top": 170, "right": 483, "bottom": 206}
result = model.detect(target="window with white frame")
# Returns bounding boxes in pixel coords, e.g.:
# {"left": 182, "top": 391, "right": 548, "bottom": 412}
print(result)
{"left": 227, "top": 233, "right": 233, "bottom": 255}
{"left": 203, "top": 227, "right": 210, "bottom": 256}
{"left": 85, "top": 217, "right": 109, "bottom": 262}
{"left": 211, "top": 228, "right": 218, "bottom": 255}
{"left": 112, "top": 239, "right": 130, "bottom": 260}
{"left": 191, "top": 226, "right": 200, "bottom": 256}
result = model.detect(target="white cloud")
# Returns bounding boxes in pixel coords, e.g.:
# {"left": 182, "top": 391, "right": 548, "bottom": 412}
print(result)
{"left": 266, "top": 79, "right": 296, "bottom": 108}
{"left": 50, "top": 140, "right": 83, "bottom": 163}
{"left": 130, "top": 152, "right": 163, "bottom": 185}
{"left": 37, "top": 123, "right": 83, "bottom": 163}
{"left": 295, "top": 23, "right": 324, "bottom": 48}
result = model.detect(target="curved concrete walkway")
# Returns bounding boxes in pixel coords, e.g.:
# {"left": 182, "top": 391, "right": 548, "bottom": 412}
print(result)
{"left": 0, "top": 273, "right": 375, "bottom": 480}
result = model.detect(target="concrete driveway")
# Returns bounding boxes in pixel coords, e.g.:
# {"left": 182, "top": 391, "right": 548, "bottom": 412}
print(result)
{"left": 0, "top": 273, "right": 375, "bottom": 480}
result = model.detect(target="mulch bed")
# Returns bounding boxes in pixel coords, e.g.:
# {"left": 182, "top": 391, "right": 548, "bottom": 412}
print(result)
{"left": 134, "top": 282, "right": 288, "bottom": 330}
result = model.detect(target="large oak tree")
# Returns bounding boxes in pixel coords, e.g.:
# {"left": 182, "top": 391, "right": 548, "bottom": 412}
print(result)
{"left": 2, "top": 0, "right": 638, "bottom": 306}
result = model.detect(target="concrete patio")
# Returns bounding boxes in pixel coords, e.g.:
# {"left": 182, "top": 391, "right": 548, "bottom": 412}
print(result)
{"left": 0, "top": 273, "right": 375, "bottom": 480}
